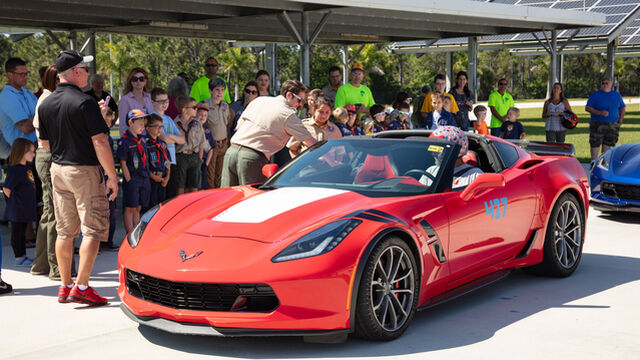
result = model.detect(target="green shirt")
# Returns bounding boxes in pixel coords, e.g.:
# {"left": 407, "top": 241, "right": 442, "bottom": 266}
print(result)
{"left": 189, "top": 76, "right": 231, "bottom": 104}
{"left": 487, "top": 90, "right": 514, "bottom": 128}
{"left": 334, "top": 83, "right": 375, "bottom": 109}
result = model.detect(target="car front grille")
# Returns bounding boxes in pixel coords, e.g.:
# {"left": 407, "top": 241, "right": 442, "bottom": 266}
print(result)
{"left": 602, "top": 182, "right": 640, "bottom": 201}
{"left": 125, "top": 269, "right": 279, "bottom": 312}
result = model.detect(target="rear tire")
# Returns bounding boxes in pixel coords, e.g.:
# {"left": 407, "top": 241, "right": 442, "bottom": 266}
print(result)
{"left": 527, "top": 193, "right": 585, "bottom": 277}
{"left": 354, "top": 236, "right": 419, "bottom": 341}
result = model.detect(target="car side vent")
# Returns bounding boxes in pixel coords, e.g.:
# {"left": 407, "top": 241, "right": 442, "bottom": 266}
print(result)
{"left": 420, "top": 220, "right": 446, "bottom": 263}
{"left": 516, "top": 229, "right": 538, "bottom": 258}
{"left": 519, "top": 160, "right": 544, "bottom": 170}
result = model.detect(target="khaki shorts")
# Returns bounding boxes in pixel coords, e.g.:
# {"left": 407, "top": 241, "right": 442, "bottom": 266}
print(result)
{"left": 50, "top": 163, "right": 110, "bottom": 242}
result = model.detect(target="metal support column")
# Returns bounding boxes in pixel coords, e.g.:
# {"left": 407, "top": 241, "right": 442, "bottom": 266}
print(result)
{"left": 278, "top": 11, "right": 330, "bottom": 86}
{"left": 560, "top": 53, "right": 564, "bottom": 83}
{"left": 69, "top": 31, "right": 77, "bottom": 50}
{"left": 445, "top": 52, "right": 453, "bottom": 92}
{"left": 342, "top": 46, "right": 348, "bottom": 85}
{"left": 606, "top": 40, "right": 617, "bottom": 83}
{"left": 549, "top": 29, "right": 558, "bottom": 96}
{"left": 85, "top": 32, "right": 97, "bottom": 74}
{"left": 300, "top": 12, "right": 310, "bottom": 85}
{"left": 265, "top": 43, "right": 278, "bottom": 93}
{"left": 467, "top": 36, "right": 478, "bottom": 103}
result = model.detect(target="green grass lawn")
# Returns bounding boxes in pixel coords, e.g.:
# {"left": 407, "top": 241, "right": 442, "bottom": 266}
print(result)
{"left": 518, "top": 107, "right": 640, "bottom": 163}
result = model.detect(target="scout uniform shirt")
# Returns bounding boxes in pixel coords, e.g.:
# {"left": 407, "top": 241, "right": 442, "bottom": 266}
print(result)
{"left": 117, "top": 130, "right": 150, "bottom": 178}
{"left": 145, "top": 134, "right": 171, "bottom": 177}
{"left": 287, "top": 118, "right": 342, "bottom": 153}
{"left": 175, "top": 117, "right": 210, "bottom": 155}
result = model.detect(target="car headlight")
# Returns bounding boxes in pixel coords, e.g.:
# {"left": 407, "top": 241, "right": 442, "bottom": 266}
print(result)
{"left": 127, "top": 205, "right": 160, "bottom": 248}
{"left": 596, "top": 150, "right": 611, "bottom": 171}
{"left": 272, "top": 219, "right": 362, "bottom": 262}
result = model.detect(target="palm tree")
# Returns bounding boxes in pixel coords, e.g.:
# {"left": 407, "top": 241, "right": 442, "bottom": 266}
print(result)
{"left": 219, "top": 47, "right": 256, "bottom": 100}
{"left": 97, "top": 42, "right": 137, "bottom": 99}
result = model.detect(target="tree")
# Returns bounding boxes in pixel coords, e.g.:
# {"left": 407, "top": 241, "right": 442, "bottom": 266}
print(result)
{"left": 218, "top": 47, "right": 256, "bottom": 100}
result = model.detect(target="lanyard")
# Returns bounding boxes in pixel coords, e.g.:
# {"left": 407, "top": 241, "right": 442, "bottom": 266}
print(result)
{"left": 122, "top": 133, "right": 147, "bottom": 167}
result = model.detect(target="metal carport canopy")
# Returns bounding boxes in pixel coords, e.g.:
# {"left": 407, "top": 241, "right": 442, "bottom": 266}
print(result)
{"left": 0, "top": 0, "right": 605, "bottom": 43}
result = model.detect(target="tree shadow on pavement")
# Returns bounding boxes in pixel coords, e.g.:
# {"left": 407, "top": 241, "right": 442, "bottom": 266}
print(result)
{"left": 137, "top": 253, "right": 639, "bottom": 357}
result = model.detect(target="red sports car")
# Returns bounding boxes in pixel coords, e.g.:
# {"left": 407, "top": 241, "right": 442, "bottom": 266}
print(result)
{"left": 118, "top": 131, "right": 589, "bottom": 342}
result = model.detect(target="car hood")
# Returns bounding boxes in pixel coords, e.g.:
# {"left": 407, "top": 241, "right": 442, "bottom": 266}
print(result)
{"left": 159, "top": 186, "right": 380, "bottom": 244}
{"left": 612, "top": 143, "right": 640, "bottom": 178}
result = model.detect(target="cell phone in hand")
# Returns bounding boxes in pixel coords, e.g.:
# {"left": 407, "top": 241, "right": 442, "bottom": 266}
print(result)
{"left": 104, "top": 95, "right": 111, "bottom": 107}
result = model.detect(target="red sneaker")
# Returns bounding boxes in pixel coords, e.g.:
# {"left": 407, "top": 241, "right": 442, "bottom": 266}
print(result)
{"left": 68, "top": 286, "right": 108, "bottom": 306}
{"left": 58, "top": 285, "right": 72, "bottom": 303}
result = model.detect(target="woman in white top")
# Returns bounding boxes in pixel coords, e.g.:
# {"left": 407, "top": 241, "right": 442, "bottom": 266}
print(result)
{"left": 542, "top": 82, "right": 572, "bottom": 143}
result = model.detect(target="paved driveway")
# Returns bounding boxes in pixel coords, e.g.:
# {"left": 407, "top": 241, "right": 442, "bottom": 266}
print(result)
{"left": 1, "top": 206, "right": 638, "bottom": 360}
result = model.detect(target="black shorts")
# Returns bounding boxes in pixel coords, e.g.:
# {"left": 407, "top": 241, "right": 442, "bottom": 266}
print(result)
{"left": 175, "top": 153, "right": 202, "bottom": 189}
{"left": 589, "top": 121, "right": 620, "bottom": 147}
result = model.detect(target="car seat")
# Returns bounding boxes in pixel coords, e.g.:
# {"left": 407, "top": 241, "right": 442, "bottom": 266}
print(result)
{"left": 355, "top": 155, "right": 395, "bottom": 183}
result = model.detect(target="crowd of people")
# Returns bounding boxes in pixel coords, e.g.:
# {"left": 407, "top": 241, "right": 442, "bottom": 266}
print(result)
{"left": 0, "top": 48, "right": 627, "bottom": 299}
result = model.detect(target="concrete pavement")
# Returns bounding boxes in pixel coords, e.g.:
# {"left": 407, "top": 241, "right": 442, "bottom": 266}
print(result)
{"left": 1, "top": 204, "right": 639, "bottom": 359}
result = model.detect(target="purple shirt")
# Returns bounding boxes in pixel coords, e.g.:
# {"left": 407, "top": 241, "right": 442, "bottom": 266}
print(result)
{"left": 118, "top": 92, "right": 153, "bottom": 136}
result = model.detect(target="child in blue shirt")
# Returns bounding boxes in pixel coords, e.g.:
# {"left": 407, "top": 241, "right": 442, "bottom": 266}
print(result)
{"left": 118, "top": 109, "right": 151, "bottom": 234}
{"left": 500, "top": 107, "right": 526, "bottom": 140}
{"left": 2, "top": 138, "right": 37, "bottom": 266}
{"left": 144, "top": 113, "right": 171, "bottom": 208}
{"left": 426, "top": 93, "right": 456, "bottom": 129}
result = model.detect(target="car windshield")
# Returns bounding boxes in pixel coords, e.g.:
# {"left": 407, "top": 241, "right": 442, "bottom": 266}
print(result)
{"left": 262, "top": 138, "right": 457, "bottom": 197}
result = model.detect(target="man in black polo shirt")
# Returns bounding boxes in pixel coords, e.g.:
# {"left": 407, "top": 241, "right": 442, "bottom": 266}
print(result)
{"left": 38, "top": 50, "right": 118, "bottom": 306}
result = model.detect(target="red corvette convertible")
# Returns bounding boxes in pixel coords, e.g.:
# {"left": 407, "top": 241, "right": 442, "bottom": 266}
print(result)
{"left": 118, "top": 131, "right": 588, "bottom": 342}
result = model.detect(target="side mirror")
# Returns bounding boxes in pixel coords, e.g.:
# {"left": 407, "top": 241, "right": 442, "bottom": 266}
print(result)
{"left": 459, "top": 173, "right": 505, "bottom": 202}
{"left": 262, "top": 163, "right": 279, "bottom": 178}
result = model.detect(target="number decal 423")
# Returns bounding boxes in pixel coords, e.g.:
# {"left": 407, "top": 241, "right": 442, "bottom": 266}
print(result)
{"left": 484, "top": 197, "right": 508, "bottom": 219}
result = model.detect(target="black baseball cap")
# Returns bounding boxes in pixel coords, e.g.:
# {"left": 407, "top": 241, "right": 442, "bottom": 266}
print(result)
{"left": 55, "top": 50, "right": 94, "bottom": 73}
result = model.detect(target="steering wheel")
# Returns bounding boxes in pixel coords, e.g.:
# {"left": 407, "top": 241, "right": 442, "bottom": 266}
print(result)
{"left": 403, "top": 169, "right": 436, "bottom": 182}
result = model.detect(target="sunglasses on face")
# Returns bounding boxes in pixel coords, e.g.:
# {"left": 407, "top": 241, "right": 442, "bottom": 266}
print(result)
{"left": 499, "top": 82, "right": 507, "bottom": 86}
{"left": 291, "top": 93, "right": 303, "bottom": 102}
{"left": 245, "top": 89, "right": 258, "bottom": 95}
{"left": 131, "top": 76, "right": 146, "bottom": 82}
{"left": 601, "top": 81, "right": 611, "bottom": 85}
{"left": 153, "top": 99, "right": 169, "bottom": 104}
{"left": 205, "top": 63, "right": 219, "bottom": 68}
{"left": 76, "top": 66, "right": 89, "bottom": 73}
{"left": 398, "top": 111, "right": 410, "bottom": 116}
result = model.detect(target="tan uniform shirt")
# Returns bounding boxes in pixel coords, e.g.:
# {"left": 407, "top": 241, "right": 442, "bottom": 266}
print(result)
{"left": 204, "top": 98, "right": 230, "bottom": 141}
{"left": 321, "top": 84, "right": 338, "bottom": 104}
{"left": 174, "top": 116, "right": 210, "bottom": 154}
{"left": 287, "top": 118, "right": 342, "bottom": 153}
{"left": 231, "top": 95, "right": 314, "bottom": 159}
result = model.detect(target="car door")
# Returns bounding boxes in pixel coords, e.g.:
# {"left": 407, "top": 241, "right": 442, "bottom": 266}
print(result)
{"left": 444, "top": 163, "right": 537, "bottom": 285}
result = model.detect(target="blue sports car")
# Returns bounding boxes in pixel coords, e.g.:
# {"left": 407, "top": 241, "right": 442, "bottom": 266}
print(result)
{"left": 590, "top": 142, "right": 640, "bottom": 213}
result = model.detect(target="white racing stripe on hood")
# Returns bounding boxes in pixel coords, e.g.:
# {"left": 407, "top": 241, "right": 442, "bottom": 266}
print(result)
{"left": 211, "top": 187, "right": 348, "bottom": 223}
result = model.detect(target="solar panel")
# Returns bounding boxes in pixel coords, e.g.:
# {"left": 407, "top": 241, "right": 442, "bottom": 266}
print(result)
{"left": 451, "top": 0, "right": 640, "bottom": 46}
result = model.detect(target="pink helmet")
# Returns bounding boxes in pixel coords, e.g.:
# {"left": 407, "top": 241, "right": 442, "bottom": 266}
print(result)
{"left": 429, "top": 126, "right": 468, "bottom": 157}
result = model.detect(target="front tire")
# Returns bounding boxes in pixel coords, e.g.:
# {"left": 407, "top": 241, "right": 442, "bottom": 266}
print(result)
{"left": 529, "top": 193, "right": 585, "bottom": 277}
{"left": 354, "top": 236, "right": 419, "bottom": 341}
